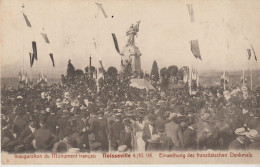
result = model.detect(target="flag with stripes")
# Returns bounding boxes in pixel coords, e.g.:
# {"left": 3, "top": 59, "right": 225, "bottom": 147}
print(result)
{"left": 41, "top": 33, "right": 50, "bottom": 43}
{"left": 112, "top": 33, "right": 120, "bottom": 53}
{"left": 191, "top": 40, "right": 202, "bottom": 60}
{"left": 22, "top": 12, "right": 32, "bottom": 27}
{"left": 187, "top": 4, "right": 195, "bottom": 23}
{"left": 95, "top": 3, "right": 108, "bottom": 18}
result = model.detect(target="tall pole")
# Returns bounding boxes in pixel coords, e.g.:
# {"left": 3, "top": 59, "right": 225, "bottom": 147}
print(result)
{"left": 223, "top": 69, "right": 226, "bottom": 90}
{"left": 96, "top": 5, "right": 100, "bottom": 92}
{"left": 250, "top": 60, "right": 253, "bottom": 90}
{"left": 89, "top": 54, "right": 92, "bottom": 77}
{"left": 243, "top": 68, "right": 245, "bottom": 85}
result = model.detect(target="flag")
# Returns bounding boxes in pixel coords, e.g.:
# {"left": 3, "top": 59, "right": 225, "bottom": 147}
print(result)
{"left": 191, "top": 40, "right": 202, "bottom": 60}
{"left": 187, "top": 4, "right": 195, "bottom": 23}
{"left": 112, "top": 33, "right": 120, "bottom": 53}
{"left": 95, "top": 3, "right": 108, "bottom": 18}
{"left": 250, "top": 44, "right": 257, "bottom": 61}
{"left": 32, "top": 41, "right": 37, "bottom": 60}
{"left": 247, "top": 49, "right": 251, "bottom": 60}
{"left": 41, "top": 33, "right": 50, "bottom": 43}
{"left": 21, "top": 12, "right": 32, "bottom": 27}
{"left": 49, "top": 53, "right": 55, "bottom": 67}
{"left": 29, "top": 52, "right": 34, "bottom": 67}
{"left": 93, "top": 39, "right": 97, "bottom": 50}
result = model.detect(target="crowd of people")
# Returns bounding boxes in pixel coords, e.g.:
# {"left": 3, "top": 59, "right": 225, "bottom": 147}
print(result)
{"left": 1, "top": 72, "right": 260, "bottom": 153}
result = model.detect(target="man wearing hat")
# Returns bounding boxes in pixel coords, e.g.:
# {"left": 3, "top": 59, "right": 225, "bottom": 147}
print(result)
{"left": 142, "top": 114, "right": 158, "bottom": 150}
{"left": 228, "top": 128, "right": 248, "bottom": 150}
{"left": 119, "top": 118, "right": 133, "bottom": 151}
{"left": 96, "top": 111, "right": 109, "bottom": 152}
{"left": 17, "top": 115, "right": 37, "bottom": 152}
{"left": 156, "top": 124, "right": 174, "bottom": 151}
{"left": 56, "top": 110, "right": 69, "bottom": 139}
{"left": 33, "top": 116, "right": 58, "bottom": 152}
{"left": 165, "top": 113, "right": 183, "bottom": 150}
{"left": 247, "top": 129, "right": 260, "bottom": 149}
{"left": 46, "top": 106, "right": 58, "bottom": 134}
{"left": 154, "top": 108, "right": 168, "bottom": 129}
{"left": 110, "top": 113, "right": 125, "bottom": 151}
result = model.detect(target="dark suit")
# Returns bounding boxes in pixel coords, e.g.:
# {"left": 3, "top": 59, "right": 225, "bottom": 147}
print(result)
{"left": 159, "top": 134, "right": 174, "bottom": 151}
{"left": 109, "top": 121, "right": 125, "bottom": 150}
{"left": 47, "top": 114, "right": 58, "bottom": 133}
{"left": 1, "top": 127, "right": 18, "bottom": 152}
{"left": 142, "top": 123, "right": 157, "bottom": 150}
{"left": 165, "top": 121, "right": 183, "bottom": 149}
{"left": 119, "top": 129, "right": 132, "bottom": 150}
{"left": 57, "top": 116, "right": 68, "bottom": 139}
{"left": 183, "top": 127, "right": 197, "bottom": 150}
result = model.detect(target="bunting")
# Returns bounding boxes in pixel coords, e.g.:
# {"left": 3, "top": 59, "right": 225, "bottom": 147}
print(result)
{"left": 187, "top": 4, "right": 195, "bottom": 23}
{"left": 112, "top": 33, "right": 120, "bottom": 53}
{"left": 32, "top": 41, "right": 38, "bottom": 60}
{"left": 49, "top": 53, "right": 55, "bottom": 67}
{"left": 41, "top": 33, "right": 50, "bottom": 43}
{"left": 21, "top": 12, "right": 32, "bottom": 27}
{"left": 95, "top": 3, "right": 108, "bottom": 18}
{"left": 191, "top": 40, "right": 202, "bottom": 60}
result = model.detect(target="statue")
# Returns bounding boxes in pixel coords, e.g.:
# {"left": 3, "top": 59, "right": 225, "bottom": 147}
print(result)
{"left": 126, "top": 20, "right": 141, "bottom": 46}
{"left": 120, "top": 21, "right": 142, "bottom": 76}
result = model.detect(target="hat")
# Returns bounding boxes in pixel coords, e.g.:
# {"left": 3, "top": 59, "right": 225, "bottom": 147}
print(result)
{"left": 169, "top": 113, "right": 178, "bottom": 120}
{"left": 246, "top": 129, "right": 260, "bottom": 140}
{"left": 234, "top": 128, "right": 247, "bottom": 135}
{"left": 147, "top": 134, "right": 162, "bottom": 143}
{"left": 118, "top": 145, "right": 130, "bottom": 152}
{"left": 71, "top": 99, "right": 79, "bottom": 107}
{"left": 200, "top": 113, "right": 211, "bottom": 121}
{"left": 115, "top": 113, "right": 122, "bottom": 119}
{"left": 123, "top": 118, "right": 132, "bottom": 126}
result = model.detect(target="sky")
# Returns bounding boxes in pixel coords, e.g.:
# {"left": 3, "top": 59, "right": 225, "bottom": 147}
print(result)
{"left": 0, "top": 0, "right": 260, "bottom": 78}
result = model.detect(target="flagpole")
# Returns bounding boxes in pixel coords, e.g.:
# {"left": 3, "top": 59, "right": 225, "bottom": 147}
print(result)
{"left": 96, "top": 5, "right": 100, "bottom": 92}
{"left": 250, "top": 60, "right": 253, "bottom": 90}
{"left": 243, "top": 67, "right": 245, "bottom": 85}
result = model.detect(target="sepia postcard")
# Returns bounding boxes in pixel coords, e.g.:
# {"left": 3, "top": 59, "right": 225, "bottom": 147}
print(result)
{"left": 1, "top": 0, "right": 260, "bottom": 165}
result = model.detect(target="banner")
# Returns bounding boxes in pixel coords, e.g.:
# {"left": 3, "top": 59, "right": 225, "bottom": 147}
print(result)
{"left": 187, "top": 4, "right": 195, "bottom": 23}
{"left": 41, "top": 33, "right": 50, "bottom": 43}
{"left": 49, "top": 53, "right": 55, "bottom": 67}
{"left": 191, "top": 40, "right": 202, "bottom": 60}
{"left": 112, "top": 33, "right": 120, "bottom": 53}
{"left": 32, "top": 41, "right": 38, "bottom": 60}
{"left": 95, "top": 3, "right": 108, "bottom": 18}
{"left": 22, "top": 12, "right": 32, "bottom": 27}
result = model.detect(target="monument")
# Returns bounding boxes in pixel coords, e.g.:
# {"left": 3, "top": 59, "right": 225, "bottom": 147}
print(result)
{"left": 120, "top": 21, "right": 142, "bottom": 76}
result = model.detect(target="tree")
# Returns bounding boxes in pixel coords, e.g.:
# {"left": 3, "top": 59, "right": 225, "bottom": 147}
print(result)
{"left": 168, "top": 65, "right": 178, "bottom": 77}
{"left": 150, "top": 61, "right": 159, "bottom": 82}
{"left": 160, "top": 67, "right": 170, "bottom": 90}
{"left": 85, "top": 66, "right": 96, "bottom": 77}
{"left": 75, "top": 69, "right": 84, "bottom": 77}
{"left": 177, "top": 66, "right": 188, "bottom": 81}
{"left": 67, "top": 59, "right": 75, "bottom": 82}
{"left": 107, "top": 66, "right": 118, "bottom": 78}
